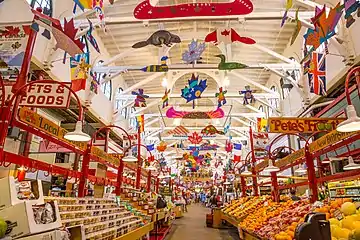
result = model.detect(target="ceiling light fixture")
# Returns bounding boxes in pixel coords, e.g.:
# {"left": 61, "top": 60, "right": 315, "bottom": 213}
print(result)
{"left": 161, "top": 77, "right": 167, "bottom": 87}
{"left": 295, "top": 164, "right": 307, "bottom": 175}
{"left": 64, "top": 121, "right": 91, "bottom": 142}
{"left": 122, "top": 152, "right": 138, "bottom": 162}
{"left": 343, "top": 156, "right": 360, "bottom": 170}
{"left": 264, "top": 160, "right": 280, "bottom": 172}
{"left": 336, "top": 105, "right": 360, "bottom": 132}
{"left": 242, "top": 168, "right": 251, "bottom": 176}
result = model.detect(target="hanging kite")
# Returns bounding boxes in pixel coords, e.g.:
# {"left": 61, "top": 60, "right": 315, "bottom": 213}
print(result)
{"left": 86, "top": 19, "right": 100, "bottom": 53}
{"left": 344, "top": 0, "right": 360, "bottom": 28}
{"left": 290, "top": 9, "right": 302, "bottom": 46}
{"left": 257, "top": 118, "right": 268, "bottom": 132}
{"left": 142, "top": 56, "right": 169, "bottom": 72}
{"left": 308, "top": 52, "right": 326, "bottom": 96}
{"left": 239, "top": 86, "right": 255, "bottom": 105}
{"left": 161, "top": 88, "right": 171, "bottom": 108}
{"left": 132, "top": 30, "right": 181, "bottom": 48}
{"left": 166, "top": 107, "right": 224, "bottom": 119}
{"left": 132, "top": 89, "right": 149, "bottom": 107}
{"left": 133, "top": 0, "right": 253, "bottom": 20}
{"left": 182, "top": 40, "right": 206, "bottom": 64}
{"left": 225, "top": 139, "right": 233, "bottom": 152}
{"left": 205, "top": 28, "right": 256, "bottom": 45}
{"left": 303, "top": 3, "right": 343, "bottom": 56}
{"left": 281, "top": 0, "right": 293, "bottom": 27}
{"left": 216, "top": 54, "right": 247, "bottom": 70}
{"left": 157, "top": 141, "right": 167, "bottom": 152}
{"left": 215, "top": 87, "right": 227, "bottom": 107}
{"left": 188, "top": 132, "right": 203, "bottom": 145}
{"left": 181, "top": 74, "right": 207, "bottom": 109}
{"left": 73, "top": 0, "right": 107, "bottom": 29}
{"left": 201, "top": 125, "right": 225, "bottom": 136}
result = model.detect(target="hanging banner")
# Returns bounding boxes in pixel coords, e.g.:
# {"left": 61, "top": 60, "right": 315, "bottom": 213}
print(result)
{"left": 18, "top": 107, "right": 87, "bottom": 151}
{"left": 0, "top": 25, "right": 31, "bottom": 80}
{"left": 268, "top": 117, "right": 345, "bottom": 133}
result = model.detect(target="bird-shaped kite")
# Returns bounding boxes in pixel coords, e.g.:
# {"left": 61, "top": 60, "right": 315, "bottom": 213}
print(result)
{"left": 181, "top": 74, "right": 207, "bottom": 109}
{"left": 216, "top": 54, "right": 247, "bottom": 70}
{"left": 215, "top": 87, "right": 227, "bottom": 107}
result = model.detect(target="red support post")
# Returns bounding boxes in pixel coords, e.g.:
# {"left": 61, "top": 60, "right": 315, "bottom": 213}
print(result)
{"left": 146, "top": 171, "right": 151, "bottom": 192}
{"left": 156, "top": 178, "right": 159, "bottom": 193}
{"left": 115, "top": 159, "right": 124, "bottom": 195}
{"left": 271, "top": 171, "right": 279, "bottom": 202}
{"left": 249, "top": 127, "right": 259, "bottom": 196}
{"left": 135, "top": 128, "right": 141, "bottom": 189}
{"left": 11, "top": 28, "right": 37, "bottom": 94}
{"left": 305, "top": 145, "right": 318, "bottom": 203}
{"left": 240, "top": 176, "right": 246, "bottom": 197}
{"left": 104, "top": 129, "right": 110, "bottom": 152}
{"left": 78, "top": 149, "right": 91, "bottom": 197}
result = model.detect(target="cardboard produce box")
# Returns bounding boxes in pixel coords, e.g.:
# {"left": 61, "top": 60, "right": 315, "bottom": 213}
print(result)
{"left": 0, "top": 177, "right": 44, "bottom": 211}
{"left": 0, "top": 201, "right": 61, "bottom": 239}
{"left": 16, "top": 230, "right": 65, "bottom": 240}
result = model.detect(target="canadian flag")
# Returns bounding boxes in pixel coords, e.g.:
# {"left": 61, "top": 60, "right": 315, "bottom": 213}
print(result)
{"left": 205, "top": 28, "right": 256, "bottom": 45}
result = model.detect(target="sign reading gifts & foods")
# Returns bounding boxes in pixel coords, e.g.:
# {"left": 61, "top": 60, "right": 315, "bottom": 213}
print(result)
{"left": 268, "top": 117, "right": 345, "bottom": 133}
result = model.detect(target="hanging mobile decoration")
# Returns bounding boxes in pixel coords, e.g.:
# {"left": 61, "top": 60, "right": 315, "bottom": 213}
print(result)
{"left": 86, "top": 19, "right": 100, "bottom": 53}
{"left": 166, "top": 107, "right": 224, "bottom": 119}
{"left": 157, "top": 141, "right": 167, "bottom": 152}
{"left": 182, "top": 40, "right": 206, "bottom": 64}
{"left": 201, "top": 125, "right": 224, "bottom": 136}
{"left": 290, "top": 9, "right": 302, "bottom": 45}
{"left": 132, "top": 89, "right": 149, "bottom": 107}
{"left": 132, "top": 30, "right": 181, "bottom": 48}
{"left": 142, "top": 56, "right": 169, "bottom": 72}
{"left": 205, "top": 28, "right": 256, "bottom": 45}
{"left": 344, "top": 0, "right": 360, "bottom": 28}
{"left": 181, "top": 74, "right": 207, "bottom": 109}
{"left": 133, "top": 0, "right": 253, "bottom": 19}
{"left": 215, "top": 87, "right": 227, "bottom": 107}
{"left": 303, "top": 3, "right": 343, "bottom": 59}
{"left": 225, "top": 139, "right": 233, "bottom": 152}
{"left": 31, "top": 10, "right": 84, "bottom": 57}
{"left": 216, "top": 54, "right": 247, "bottom": 70}
{"left": 70, "top": 49, "right": 91, "bottom": 92}
{"left": 281, "top": 0, "right": 293, "bottom": 27}
{"left": 73, "top": 0, "right": 108, "bottom": 29}
{"left": 161, "top": 88, "right": 171, "bottom": 108}
{"left": 239, "top": 85, "right": 255, "bottom": 105}
{"left": 188, "top": 132, "right": 203, "bottom": 145}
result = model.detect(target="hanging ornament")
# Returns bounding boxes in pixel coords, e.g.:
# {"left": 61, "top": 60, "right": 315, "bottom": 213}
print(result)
{"left": 142, "top": 56, "right": 169, "bottom": 72}
{"left": 157, "top": 141, "right": 167, "bottom": 152}
{"left": 344, "top": 0, "right": 360, "bottom": 28}
{"left": 161, "top": 88, "right": 171, "bottom": 108}
{"left": 182, "top": 40, "right": 206, "bottom": 64}
{"left": 188, "top": 132, "right": 203, "bottom": 145}
{"left": 205, "top": 28, "right": 255, "bottom": 45}
{"left": 281, "top": 0, "right": 293, "bottom": 27}
{"left": 201, "top": 125, "right": 224, "bottom": 136}
{"left": 181, "top": 74, "right": 207, "bottom": 109}
{"left": 225, "top": 139, "right": 233, "bottom": 152}
{"left": 239, "top": 85, "right": 255, "bottom": 105}
{"left": 216, "top": 54, "right": 247, "bottom": 70}
{"left": 132, "top": 30, "right": 181, "bottom": 48}
{"left": 215, "top": 87, "right": 227, "bottom": 107}
{"left": 132, "top": 89, "right": 149, "bottom": 107}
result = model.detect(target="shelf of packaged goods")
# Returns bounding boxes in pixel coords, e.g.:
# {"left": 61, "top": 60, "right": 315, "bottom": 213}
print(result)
{"left": 114, "top": 222, "right": 154, "bottom": 240}
{"left": 329, "top": 186, "right": 360, "bottom": 189}
{"left": 221, "top": 212, "right": 240, "bottom": 227}
{"left": 85, "top": 220, "right": 143, "bottom": 239}
{"left": 62, "top": 211, "right": 132, "bottom": 227}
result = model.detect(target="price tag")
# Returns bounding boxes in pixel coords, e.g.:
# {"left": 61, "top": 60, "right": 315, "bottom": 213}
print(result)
{"left": 333, "top": 209, "right": 344, "bottom": 220}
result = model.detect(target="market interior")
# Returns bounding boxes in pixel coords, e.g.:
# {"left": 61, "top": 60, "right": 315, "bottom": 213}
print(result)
{"left": 0, "top": 0, "right": 360, "bottom": 240}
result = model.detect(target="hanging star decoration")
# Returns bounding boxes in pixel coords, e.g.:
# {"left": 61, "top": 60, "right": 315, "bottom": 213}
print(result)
{"left": 182, "top": 39, "right": 206, "bottom": 64}
{"left": 181, "top": 74, "right": 207, "bottom": 109}
{"left": 131, "top": 89, "right": 149, "bottom": 107}
{"left": 188, "top": 132, "right": 203, "bottom": 145}
{"left": 344, "top": 0, "right": 360, "bottom": 28}
{"left": 215, "top": 87, "right": 227, "bottom": 107}
{"left": 162, "top": 89, "right": 171, "bottom": 108}
{"left": 239, "top": 85, "right": 255, "bottom": 105}
{"left": 303, "top": 3, "right": 343, "bottom": 56}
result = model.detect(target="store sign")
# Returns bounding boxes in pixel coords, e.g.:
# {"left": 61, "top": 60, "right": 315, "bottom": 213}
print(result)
{"left": 38, "top": 139, "right": 72, "bottom": 153}
{"left": 18, "top": 107, "right": 87, "bottom": 150}
{"left": 90, "top": 147, "right": 120, "bottom": 168}
{"left": 255, "top": 129, "right": 359, "bottom": 171}
{"left": 2, "top": 82, "right": 72, "bottom": 108}
{"left": 268, "top": 117, "right": 345, "bottom": 133}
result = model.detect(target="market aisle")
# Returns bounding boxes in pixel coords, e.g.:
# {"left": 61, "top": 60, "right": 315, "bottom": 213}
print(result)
{"left": 166, "top": 204, "right": 238, "bottom": 240}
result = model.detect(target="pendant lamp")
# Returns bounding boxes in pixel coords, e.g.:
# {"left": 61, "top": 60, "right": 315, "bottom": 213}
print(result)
{"left": 145, "top": 165, "right": 157, "bottom": 171}
{"left": 122, "top": 152, "right": 138, "bottom": 162}
{"left": 337, "top": 105, "right": 360, "bottom": 132}
{"left": 343, "top": 156, "right": 360, "bottom": 170}
{"left": 64, "top": 121, "right": 91, "bottom": 142}
{"left": 295, "top": 164, "right": 307, "bottom": 174}
{"left": 264, "top": 160, "right": 280, "bottom": 172}
{"left": 242, "top": 168, "right": 251, "bottom": 176}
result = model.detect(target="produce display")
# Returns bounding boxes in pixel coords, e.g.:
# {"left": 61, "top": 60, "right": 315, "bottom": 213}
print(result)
{"left": 45, "top": 196, "right": 147, "bottom": 240}
{"left": 223, "top": 196, "right": 269, "bottom": 220}
{"left": 0, "top": 217, "right": 7, "bottom": 238}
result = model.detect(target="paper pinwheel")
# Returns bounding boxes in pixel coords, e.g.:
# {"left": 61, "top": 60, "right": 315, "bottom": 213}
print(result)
{"left": 181, "top": 74, "right": 207, "bottom": 109}
{"left": 182, "top": 40, "right": 206, "bottom": 64}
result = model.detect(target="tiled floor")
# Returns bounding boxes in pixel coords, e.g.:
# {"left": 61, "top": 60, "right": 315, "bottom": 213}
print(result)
{"left": 165, "top": 204, "right": 239, "bottom": 240}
